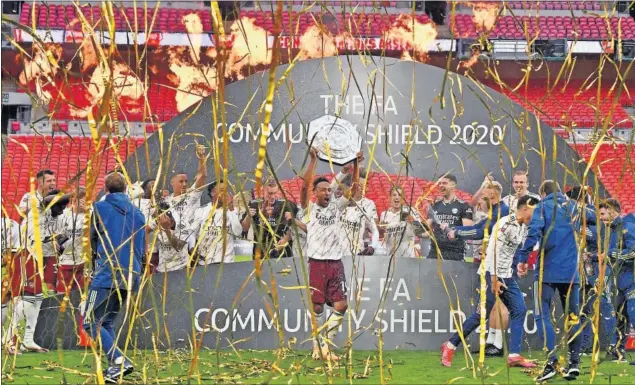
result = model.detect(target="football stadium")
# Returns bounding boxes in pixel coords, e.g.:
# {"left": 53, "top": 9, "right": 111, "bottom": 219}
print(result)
{"left": 1, "top": 0, "right": 635, "bottom": 384}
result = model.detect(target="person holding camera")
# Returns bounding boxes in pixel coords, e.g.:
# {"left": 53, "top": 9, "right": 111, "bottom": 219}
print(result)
{"left": 379, "top": 186, "right": 425, "bottom": 259}
{"left": 242, "top": 178, "right": 304, "bottom": 260}
{"left": 189, "top": 180, "right": 243, "bottom": 265}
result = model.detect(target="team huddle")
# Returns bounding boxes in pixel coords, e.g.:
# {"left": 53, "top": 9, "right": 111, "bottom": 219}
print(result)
{"left": 1, "top": 144, "right": 635, "bottom": 382}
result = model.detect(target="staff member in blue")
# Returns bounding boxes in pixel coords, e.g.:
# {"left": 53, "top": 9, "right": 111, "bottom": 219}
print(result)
{"left": 84, "top": 172, "right": 146, "bottom": 383}
{"left": 517, "top": 180, "right": 583, "bottom": 382}
{"left": 601, "top": 198, "right": 635, "bottom": 365}
{"left": 565, "top": 186, "right": 616, "bottom": 356}
{"left": 579, "top": 208, "right": 618, "bottom": 358}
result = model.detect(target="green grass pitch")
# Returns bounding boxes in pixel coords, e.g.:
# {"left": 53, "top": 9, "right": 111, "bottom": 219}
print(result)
{"left": 3, "top": 349, "right": 635, "bottom": 384}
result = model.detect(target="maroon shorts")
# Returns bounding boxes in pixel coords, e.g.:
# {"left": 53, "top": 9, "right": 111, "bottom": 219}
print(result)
{"left": 56, "top": 265, "right": 84, "bottom": 294}
{"left": 309, "top": 258, "right": 347, "bottom": 306}
{"left": 11, "top": 253, "right": 56, "bottom": 296}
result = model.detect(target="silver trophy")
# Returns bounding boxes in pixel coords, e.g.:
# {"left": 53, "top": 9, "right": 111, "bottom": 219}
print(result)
{"left": 307, "top": 115, "right": 362, "bottom": 166}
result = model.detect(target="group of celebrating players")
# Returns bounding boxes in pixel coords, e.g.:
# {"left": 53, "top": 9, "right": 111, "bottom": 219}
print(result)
{"left": 1, "top": 144, "right": 635, "bottom": 383}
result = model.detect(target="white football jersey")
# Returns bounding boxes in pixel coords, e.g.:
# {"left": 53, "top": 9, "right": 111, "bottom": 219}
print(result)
{"left": 154, "top": 211, "right": 191, "bottom": 273}
{"left": 483, "top": 214, "right": 528, "bottom": 278}
{"left": 18, "top": 191, "right": 43, "bottom": 215}
{"left": 341, "top": 199, "right": 379, "bottom": 256}
{"left": 1, "top": 217, "right": 21, "bottom": 253}
{"left": 190, "top": 204, "right": 242, "bottom": 264}
{"left": 293, "top": 208, "right": 308, "bottom": 259}
{"left": 23, "top": 201, "right": 58, "bottom": 257}
{"left": 305, "top": 197, "right": 349, "bottom": 260}
{"left": 56, "top": 208, "right": 89, "bottom": 266}
{"left": 380, "top": 207, "right": 421, "bottom": 259}
{"left": 165, "top": 189, "right": 202, "bottom": 225}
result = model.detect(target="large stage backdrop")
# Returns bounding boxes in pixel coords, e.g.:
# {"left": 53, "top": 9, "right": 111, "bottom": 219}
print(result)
{"left": 35, "top": 56, "right": 606, "bottom": 351}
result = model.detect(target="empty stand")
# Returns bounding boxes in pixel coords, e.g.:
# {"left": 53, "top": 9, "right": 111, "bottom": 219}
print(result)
{"left": 1, "top": 135, "right": 145, "bottom": 219}
{"left": 573, "top": 143, "right": 635, "bottom": 213}
{"left": 505, "top": 1, "right": 603, "bottom": 11}
{"left": 18, "top": 3, "right": 426, "bottom": 36}
{"left": 484, "top": 81, "right": 633, "bottom": 129}
{"left": 452, "top": 14, "right": 635, "bottom": 39}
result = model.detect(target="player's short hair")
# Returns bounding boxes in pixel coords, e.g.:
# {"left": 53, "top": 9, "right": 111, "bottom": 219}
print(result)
{"left": 565, "top": 185, "right": 586, "bottom": 202}
{"left": 313, "top": 176, "right": 329, "bottom": 190}
{"left": 105, "top": 173, "right": 126, "bottom": 193}
{"left": 539, "top": 180, "right": 561, "bottom": 196}
{"left": 517, "top": 194, "right": 539, "bottom": 210}
{"left": 513, "top": 170, "right": 528, "bottom": 178}
{"left": 171, "top": 169, "right": 187, "bottom": 179}
{"left": 600, "top": 198, "right": 621, "bottom": 213}
{"left": 485, "top": 180, "right": 503, "bottom": 194}
{"left": 440, "top": 173, "right": 457, "bottom": 184}
{"left": 208, "top": 179, "right": 222, "bottom": 195}
{"left": 141, "top": 179, "right": 155, "bottom": 191}
{"left": 36, "top": 169, "right": 54, "bottom": 180}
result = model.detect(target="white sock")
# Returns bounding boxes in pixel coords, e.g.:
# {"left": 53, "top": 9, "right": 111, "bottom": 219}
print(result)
{"left": 493, "top": 328, "right": 503, "bottom": 349}
{"left": 486, "top": 327, "right": 496, "bottom": 345}
{"left": 446, "top": 341, "right": 457, "bottom": 350}
{"left": 508, "top": 353, "right": 519, "bottom": 358}
{"left": 312, "top": 311, "right": 325, "bottom": 349}
{"left": 7, "top": 298, "right": 26, "bottom": 345}
{"left": 1, "top": 303, "right": 8, "bottom": 343}
{"left": 23, "top": 295, "right": 43, "bottom": 347}
{"left": 1, "top": 303, "right": 7, "bottom": 324}
{"left": 324, "top": 310, "right": 345, "bottom": 343}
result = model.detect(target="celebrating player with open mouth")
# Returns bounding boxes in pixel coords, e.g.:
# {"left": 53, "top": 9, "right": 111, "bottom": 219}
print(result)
{"left": 301, "top": 147, "right": 362, "bottom": 362}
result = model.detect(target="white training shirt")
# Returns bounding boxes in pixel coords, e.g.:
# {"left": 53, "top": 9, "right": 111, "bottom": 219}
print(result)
{"left": 154, "top": 211, "right": 192, "bottom": 273}
{"left": 165, "top": 189, "right": 203, "bottom": 224}
{"left": 483, "top": 213, "right": 528, "bottom": 279}
{"left": 305, "top": 196, "right": 349, "bottom": 260}
{"left": 1, "top": 217, "right": 21, "bottom": 253}
{"left": 18, "top": 191, "right": 44, "bottom": 216}
{"left": 380, "top": 207, "right": 422, "bottom": 259}
{"left": 190, "top": 204, "right": 242, "bottom": 265}
{"left": 56, "top": 208, "right": 89, "bottom": 266}
{"left": 293, "top": 208, "right": 308, "bottom": 259}
{"left": 23, "top": 201, "right": 58, "bottom": 257}
{"left": 341, "top": 199, "right": 379, "bottom": 256}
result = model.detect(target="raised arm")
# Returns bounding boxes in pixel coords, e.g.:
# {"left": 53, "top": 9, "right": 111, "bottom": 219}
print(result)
{"left": 470, "top": 173, "right": 494, "bottom": 207}
{"left": 342, "top": 152, "right": 363, "bottom": 200}
{"left": 193, "top": 144, "right": 209, "bottom": 190}
{"left": 301, "top": 147, "right": 319, "bottom": 210}
{"left": 454, "top": 218, "right": 488, "bottom": 240}
{"left": 330, "top": 163, "right": 352, "bottom": 197}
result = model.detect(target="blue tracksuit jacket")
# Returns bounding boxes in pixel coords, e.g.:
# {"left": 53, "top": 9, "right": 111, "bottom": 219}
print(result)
{"left": 90, "top": 192, "right": 146, "bottom": 291}
{"left": 517, "top": 192, "right": 581, "bottom": 284}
